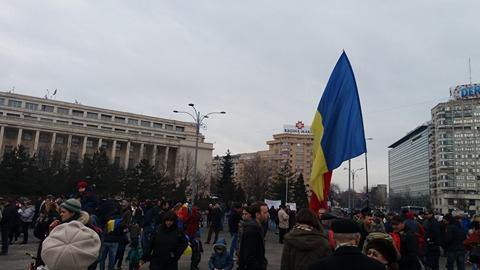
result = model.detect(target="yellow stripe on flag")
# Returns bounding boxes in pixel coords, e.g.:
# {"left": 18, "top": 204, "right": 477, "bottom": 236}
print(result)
{"left": 310, "top": 111, "right": 329, "bottom": 201}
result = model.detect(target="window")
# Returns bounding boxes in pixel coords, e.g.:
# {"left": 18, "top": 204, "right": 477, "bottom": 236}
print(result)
{"left": 115, "top": 128, "right": 125, "bottom": 132}
{"left": 72, "top": 122, "right": 83, "bottom": 126}
{"left": 101, "top": 114, "right": 112, "bottom": 121}
{"left": 24, "top": 115, "right": 37, "bottom": 120}
{"left": 165, "top": 124, "right": 173, "bottom": 130}
{"left": 0, "top": 98, "right": 4, "bottom": 105}
{"left": 141, "top": 120, "right": 151, "bottom": 127}
{"left": 166, "top": 135, "right": 175, "bottom": 139}
{"left": 87, "top": 112, "right": 98, "bottom": 119}
{"left": 39, "top": 133, "right": 50, "bottom": 143}
{"left": 115, "top": 117, "right": 125, "bottom": 123}
{"left": 101, "top": 126, "right": 113, "bottom": 130}
{"left": 55, "top": 136, "right": 65, "bottom": 144}
{"left": 116, "top": 144, "right": 122, "bottom": 151}
{"left": 25, "top": 102, "right": 38, "bottom": 110}
{"left": 177, "top": 137, "right": 186, "bottom": 140}
{"left": 40, "top": 118, "right": 53, "bottom": 122}
{"left": 128, "top": 118, "right": 138, "bottom": 125}
{"left": 175, "top": 126, "right": 185, "bottom": 132}
{"left": 129, "top": 130, "right": 139, "bottom": 134}
{"left": 4, "top": 145, "right": 13, "bottom": 153}
{"left": 153, "top": 123, "right": 162, "bottom": 129}
{"left": 41, "top": 105, "right": 54, "bottom": 112}
{"left": 72, "top": 137, "right": 80, "bottom": 145}
{"left": 58, "top": 107, "right": 69, "bottom": 115}
{"left": 56, "top": 120, "right": 68, "bottom": 124}
{"left": 72, "top": 110, "right": 84, "bottom": 117}
{"left": 87, "top": 124, "right": 98, "bottom": 128}
{"left": 86, "top": 139, "right": 94, "bottom": 148}
{"left": 142, "top": 132, "right": 151, "bottom": 136}
{"left": 101, "top": 141, "right": 108, "bottom": 148}
{"left": 6, "top": 113, "right": 20, "bottom": 117}
{"left": 8, "top": 99, "right": 22, "bottom": 108}
{"left": 5, "top": 129, "right": 17, "bottom": 139}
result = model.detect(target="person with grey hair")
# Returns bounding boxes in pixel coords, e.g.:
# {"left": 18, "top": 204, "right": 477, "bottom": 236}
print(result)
{"left": 308, "top": 219, "right": 384, "bottom": 270}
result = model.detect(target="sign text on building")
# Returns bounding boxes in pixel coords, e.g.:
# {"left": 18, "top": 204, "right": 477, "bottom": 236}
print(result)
{"left": 451, "top": 83, "right": 480, "bottom": 100}
{"left": 283, "top": 121, "right": 312, "bottom": 135}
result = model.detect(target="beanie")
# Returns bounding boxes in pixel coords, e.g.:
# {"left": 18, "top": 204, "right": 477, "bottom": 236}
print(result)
{"left": 365, "top": 238, "right": 399, "bottom": 264}
{"left": 41, "top": 221, "right": 101, "bottom": 270}
{"left": 77, "top": 181, "right": 88, "bottom": 190}
{"left": 61, "top": 198, "right": 82, "bottom": 214}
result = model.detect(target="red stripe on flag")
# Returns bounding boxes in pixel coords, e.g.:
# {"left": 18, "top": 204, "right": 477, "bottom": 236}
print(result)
{"left": 309, "top": 171, "right": 333, "bottom": 214}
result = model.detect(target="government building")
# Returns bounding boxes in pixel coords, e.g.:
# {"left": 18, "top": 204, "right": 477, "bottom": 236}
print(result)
{"left": 0, "top": 91, "right": 213, "bottom": 176}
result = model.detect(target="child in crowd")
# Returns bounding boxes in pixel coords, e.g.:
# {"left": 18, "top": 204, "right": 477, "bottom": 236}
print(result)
{"left": 190, "top": 231, "right": 204, "bottom": 270}
{"left": 126, "top": 240, "right": 142, "bottom": 270}
{"left": 208, "top": 238, "right": 233, "bottom": 270}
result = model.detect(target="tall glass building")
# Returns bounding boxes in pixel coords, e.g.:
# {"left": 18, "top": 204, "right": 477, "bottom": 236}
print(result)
{"left": 388, "top": 124, "right": 430, "bottom": 198}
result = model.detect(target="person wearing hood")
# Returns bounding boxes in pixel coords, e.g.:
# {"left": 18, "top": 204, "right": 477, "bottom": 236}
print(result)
{"left": 208, "top": 238, "right": 233, "bottom": 270}
{"left": 280, "top": 208, "right": 331, "bottom": 270}
{"left": 140, "top": 211, "right": 188, "bottom": 270}
{"left": 365, "top": 238, "right": 400, "bottom": 270}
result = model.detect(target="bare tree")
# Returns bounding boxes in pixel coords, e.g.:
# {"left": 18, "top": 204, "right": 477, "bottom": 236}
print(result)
{"left": 240, "top": 154, "right": 271, "bottom": 202}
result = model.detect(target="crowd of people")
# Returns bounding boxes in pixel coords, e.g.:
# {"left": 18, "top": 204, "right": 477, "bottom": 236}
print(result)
{"left": 1, "top": 181, "right": 480, "bottom": 270}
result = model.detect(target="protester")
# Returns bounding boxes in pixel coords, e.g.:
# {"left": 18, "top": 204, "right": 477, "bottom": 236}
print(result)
{"left": 185, "top": 205, "right": 202, "bottom": 270}
{"left": 280, "top": 208, "right": 331, "bottom": 270}
{"left": 208, "top": 238, "right": 234, "bottom": 270}
{"left": 33, "top": 200, "right": 60, "bottom": 266}
{"left": 41, "top": 220, "right": 101, "bottom": 270}
{"left": 190, "top": 231, "right": 204, "bottom": 270}
{"left": 391, "top": 215, "right": 421, "bottom": 270}
{"left": 465, "top": 221, "right": 480, "bottom": 269}
{"left": 278, "top": 204, "right": 289, "bottom": 244}
{"left": 358, "top": 207, "right": 374, "bottom": 249}
{"left": 423, "top": 209, "right": 441, "bottom": 270}
{"left": 442, "top": 213, "right": 467, "bottom": 270}
{"left": 17, "top": 199, "right": 35, "bottom": 244}
{"left": 268, "top": 206, "right": 278, "bottom": 232}
{"left": 227, "top": 202, "right": 242, "bottom": 258}
{"left": 77, "top": 180, "right": 99, "bottom": 215}
{"left": 140, "top": 211, "right": 188, "bottom": 270}
{"left": 238, "top": 202, "right": 269, "bottom": 270}
{"left": 98, "top": 200, "right": 124, "bottom": 270}
{"left": 126, "top": 239, "right": 143, "bottom": 270}
{"left": 308, "top": 219, "right": 385, "bottom": 270}
{"left": 0, "top": 199, "right": 18, "bottom": 255}
{"left": 365, "top": 238, "right": 400, "bottom": 270}
{"left": 206, "top": 203, "right": 222, "bottom": 244}
{"left": 113, "top": 199, "right": 133, "bottom": 269}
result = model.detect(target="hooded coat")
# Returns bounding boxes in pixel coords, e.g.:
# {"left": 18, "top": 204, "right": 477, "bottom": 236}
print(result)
{"left": 209, "top": 238, "right": 233, "bottom": 270}
{"left": 281, "top": 224, "right": 332, "bottom": 270}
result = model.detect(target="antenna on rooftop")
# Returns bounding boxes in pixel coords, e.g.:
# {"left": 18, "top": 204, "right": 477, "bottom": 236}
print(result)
{"left": 469, "top": 57, "right": 472, "bottom": 84}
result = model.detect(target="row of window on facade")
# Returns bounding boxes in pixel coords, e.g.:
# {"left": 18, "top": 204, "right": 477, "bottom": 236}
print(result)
{"left": 433, "top": 198, "right": 477, "bottom": 206}
{"left": 0, "top": 98, "right": 185, "bottom": 132}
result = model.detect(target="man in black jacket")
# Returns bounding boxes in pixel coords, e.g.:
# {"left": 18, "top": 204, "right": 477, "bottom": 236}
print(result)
{"left": 238, "top": 202, "right": 269, "bottom": 270}
{"left": 309, "top": 219, "right": 384, "bottom": 270}
{"left": 0, "top": 199, "right": 17, "bottom": 255}
{"left": 442, "top": 213, "right": 466, "bottom": 270}
{"left": 423, "top": 210, "right": 441, "bottom": 270}
{"left": 391, "top": 215, "right": 421, "bottom": 270}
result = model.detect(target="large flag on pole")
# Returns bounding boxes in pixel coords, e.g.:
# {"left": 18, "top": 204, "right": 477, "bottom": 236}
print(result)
{"left": 309, "top": 51, "right": 367, "bottom": 212}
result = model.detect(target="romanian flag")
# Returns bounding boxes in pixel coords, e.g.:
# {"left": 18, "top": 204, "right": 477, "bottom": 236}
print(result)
{"left": 309, "top": 52, "right": 367, "bottom": 212}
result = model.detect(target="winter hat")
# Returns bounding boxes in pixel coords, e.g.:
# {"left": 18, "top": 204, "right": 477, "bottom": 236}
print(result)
{"left": 331, "top": 219, "right": 360, "bottom": 234}
{"left": 365, "top": 238, "right": 399, "bottom": 265}
{"left": 41, "top": 220, "right": 101, "bottom": 270}
{"left": 61, "top": 198, "right": 82, "bottom": 214}
{"left": 77, "top": 181, "right": 88, "bottom": 190}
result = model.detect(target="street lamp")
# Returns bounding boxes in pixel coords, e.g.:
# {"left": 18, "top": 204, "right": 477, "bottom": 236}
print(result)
{"left": 173, "top": 104, "right": 226, "bottom": 206}
{"left": 365, "top": 137, "right": 373, "bottom": 207}
{"left": 344, "top": 166, "right": 364, "bottom": 210}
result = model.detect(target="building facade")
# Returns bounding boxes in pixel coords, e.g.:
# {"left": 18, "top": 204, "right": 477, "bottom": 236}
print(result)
{"left": 0, "top": 92, "right": 213, "bottom": 177}
{"left": 388, "top": 123, "right": 430, "bottom": 198}
{"left": 430, "top": 85, "right": 480, "bottom": 213}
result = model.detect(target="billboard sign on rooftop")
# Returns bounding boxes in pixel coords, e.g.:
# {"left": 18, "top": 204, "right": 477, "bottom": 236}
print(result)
{"left": 451, "top": 83, "right": 480, "bottom": 100}
{"left": 283, "top": 121, "right": 312, "bottom": 135}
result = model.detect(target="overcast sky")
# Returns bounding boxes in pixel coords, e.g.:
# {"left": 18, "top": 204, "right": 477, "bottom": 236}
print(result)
{"left": 1, "top": 1, "right": 479, "bottom": 191}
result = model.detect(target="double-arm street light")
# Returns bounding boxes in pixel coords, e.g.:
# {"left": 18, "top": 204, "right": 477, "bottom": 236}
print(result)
{"left": 173, "top": 104, "right": 225, "bottom": 206}
{"left": 344, "top": 165, "right": 364, "bottom": 210}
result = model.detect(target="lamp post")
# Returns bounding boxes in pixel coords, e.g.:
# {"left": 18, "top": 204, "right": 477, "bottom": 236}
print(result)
{"left": 365, "top": 137, "right": 373, "bottom": 207}
{"left": 344, "top": 166, "right": 363, "bottom": 210}
{"left": 173, "top": 104, "right": 225, "bottom": 206}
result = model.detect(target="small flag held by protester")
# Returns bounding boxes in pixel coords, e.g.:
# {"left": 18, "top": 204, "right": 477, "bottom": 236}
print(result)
{"left": 309, "top": 51, "right": 367, "bottom": 212}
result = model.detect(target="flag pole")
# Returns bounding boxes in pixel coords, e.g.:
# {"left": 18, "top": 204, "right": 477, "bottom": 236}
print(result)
{"left": 365, "top": 153, "right": 369, "bottom": 208}
{"left": 348, "top": 159, "right": 351, "bottom": 210}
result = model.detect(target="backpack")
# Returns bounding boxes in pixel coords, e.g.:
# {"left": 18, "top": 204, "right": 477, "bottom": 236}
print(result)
{"left": 415, "top": 223, "right": 426, "bottom": 256}
{"left": 389, "top": 232, "right": 401, "bottom": 252}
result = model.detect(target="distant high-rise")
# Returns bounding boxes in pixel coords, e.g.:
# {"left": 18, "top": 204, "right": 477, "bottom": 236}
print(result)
{"left": 388, "top": 123, "right": 430, "bottom": 198}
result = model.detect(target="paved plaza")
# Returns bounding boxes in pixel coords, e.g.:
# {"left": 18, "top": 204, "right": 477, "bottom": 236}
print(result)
{"left": 0, "top": 228, "right": 283, "bottom": 270}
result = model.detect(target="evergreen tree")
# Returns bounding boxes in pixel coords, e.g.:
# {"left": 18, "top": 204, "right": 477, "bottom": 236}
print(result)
{"left": 292, "top": 173, "right": 309, "bottom": 209}
{"left": 266, "top": 163, "right": 295, "bottom": 204}
{"left": 216, "top": 150, "right": 235, "bottom": 206}
{"left": 0, "top": 145, "right": 39, "bottom": 195}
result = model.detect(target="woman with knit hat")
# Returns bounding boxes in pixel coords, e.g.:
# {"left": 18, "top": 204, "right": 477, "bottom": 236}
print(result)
{"left": 365, "top": 238, "right": 400, "bottom": 270}
{"left": 49, "top": 198, "right": 91, "bottom": 231}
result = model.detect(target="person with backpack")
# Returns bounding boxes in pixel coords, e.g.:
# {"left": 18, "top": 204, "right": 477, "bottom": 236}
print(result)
{"left": 423, "top": 209, "right": 442, "bottom": 270}
{"left": 391, "top": 215, "right": 421, "bottom": 270}
{"left": 464, "top": 221, "right": 480, "bottom": 269}
{"left": 442, "top": 213, "right": 467, "bottom": 270}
